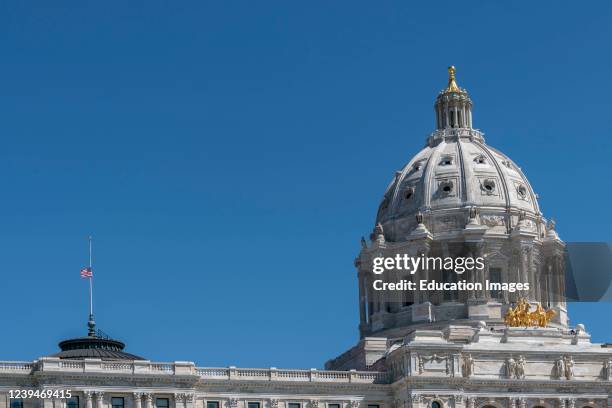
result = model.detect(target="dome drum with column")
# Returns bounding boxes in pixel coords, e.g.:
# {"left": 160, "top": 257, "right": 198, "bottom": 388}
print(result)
{"left": 357, "top": 67, "right": 567, "bottom": 339}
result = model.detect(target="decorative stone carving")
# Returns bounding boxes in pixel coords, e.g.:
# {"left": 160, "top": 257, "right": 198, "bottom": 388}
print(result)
{"left": 603, "top": 359, "right": 612, "bottom": 380}
{"left": 467, "top": 206, "right": 479, "bottom": 224}
{"left": 481, "top": 214, "right": 505, "bottom": 227}
{"left": 348, "top": 401, "right": 360, "bottom": 408}
{"left": 554, "top": 357, "right": 565, "bottom": 379}
{"left": 508, "top": 398, "right": 516, "bottom": 408}
{"left": 416, "top": 354, "right": 424, "bottom": 374}
{"left": 466, "top": 397, "right": 475, "bottom": 408}
{"left": 505, "top": 356, "right": 516, "bottom": 378}
{"left": 515, "top": 355, "right": 526, "bottom": 379}
{"left": 518, "top": 398, "right": 526, "bottom": 408}
{"left": 228, "top": 399, "right": 239, "bottom": 408}
{"left": 566, "top": 399, "right": 575, "bottom": 408}
{"left": 564, "top": 355, "right": 574, "bottom": 380}
{"left": 308, "top": 401, "right": 319, "bottom": 408}
{"left": 461, "top": 354, "right": 474, "bottom": 378}
{"left": 416, "top": 211, "right": 424, "bottom": 225}
{"left": 269, "top": 400, "right": 279, "bottom": 408}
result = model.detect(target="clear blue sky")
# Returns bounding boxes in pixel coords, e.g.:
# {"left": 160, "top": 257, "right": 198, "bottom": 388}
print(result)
{"left": 1, "top": 1, "right": 611, "bottom": 368}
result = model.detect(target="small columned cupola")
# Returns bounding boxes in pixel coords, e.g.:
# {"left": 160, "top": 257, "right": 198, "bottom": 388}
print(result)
{"left": 434, "top": 66, "right": 473, "bottom": 129}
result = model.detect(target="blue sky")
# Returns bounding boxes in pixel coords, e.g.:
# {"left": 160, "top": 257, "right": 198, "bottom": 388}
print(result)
{"left": 1, "top": 1, "right": 611, "bottom": 368}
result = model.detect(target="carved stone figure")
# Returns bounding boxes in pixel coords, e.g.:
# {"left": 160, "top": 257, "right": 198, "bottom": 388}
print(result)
{"left": 515, "top": 355, "right": 526, "bottom": 379}
{"left": 554, "top": 357, "right": 565, "bottom": 379}
{"left": 462, "top": 354, "right": 474, "bottom": 378}
{"left": 564, "top": 356, "right": 574, "bottom": 380}
{"left": 505, "top": 357, "right": 516, "bottom": 378}
{"left": 415, "top": 211, "right": 424, "bottom": 225}
{"left": 604, "top": 359, "right": 612, "bottom": 380}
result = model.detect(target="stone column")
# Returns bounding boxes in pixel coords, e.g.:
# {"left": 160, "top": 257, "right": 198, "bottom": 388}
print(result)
{"left": 95, "top": 393, "right": 104, "bottom": 408}
{"left": 84, "top": 392, "right": 94, "bottom": 408}
{"left": 358, "top": 270, "right": 367, "bottom": 324}
{"left": 452, "top": 395, "right": 465, "bottom": 408}
{"left": 173, "top": 395, "right": 185, "bottom": 408}
{"left": 132, "top": 394, "right": 142, "bottom": 408}
{"left": 143, "top": 395, "right": 153, "bottom": 408}
{"left": 184, "top": 396, "right": 194, "bottom": 408}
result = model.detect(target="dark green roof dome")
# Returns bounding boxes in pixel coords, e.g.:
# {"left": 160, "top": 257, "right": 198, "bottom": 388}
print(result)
{"left": 52, "top": 336, "right": 144, "bottom": 360}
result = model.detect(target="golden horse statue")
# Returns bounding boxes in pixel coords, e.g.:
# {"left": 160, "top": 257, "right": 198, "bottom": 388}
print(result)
{"left": 504, "top": 298, "right": 555, "bottom": 327}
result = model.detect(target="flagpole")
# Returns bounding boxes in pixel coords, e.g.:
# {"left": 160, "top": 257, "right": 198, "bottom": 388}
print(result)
{"left": 89, "top": 235, "right": 93, "bottom": 317}
{"left": 87, "top": 235, "right": 95, "bottom": 336}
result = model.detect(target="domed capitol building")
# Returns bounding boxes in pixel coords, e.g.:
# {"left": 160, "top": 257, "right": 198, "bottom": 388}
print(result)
{"left": 1, "top": 68, "right": 611, "bottom": 408}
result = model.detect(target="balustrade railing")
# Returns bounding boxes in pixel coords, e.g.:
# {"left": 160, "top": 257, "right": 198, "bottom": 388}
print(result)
{"left": 0, "top": 359, "right": 388, "bottom": 384}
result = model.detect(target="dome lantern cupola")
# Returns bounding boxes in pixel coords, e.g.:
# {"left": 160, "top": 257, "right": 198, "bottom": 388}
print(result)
{"left": 434, "top": 66, "right": 473, "bottom": 129}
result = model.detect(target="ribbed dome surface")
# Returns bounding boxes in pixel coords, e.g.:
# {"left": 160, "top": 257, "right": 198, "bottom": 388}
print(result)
{"left": 376, "top": 128, "right": 540, "bottom": 233}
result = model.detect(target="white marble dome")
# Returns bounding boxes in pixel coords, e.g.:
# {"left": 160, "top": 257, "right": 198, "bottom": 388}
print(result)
{"left": 375, "top": 67, "right": 542, "bottom": 240}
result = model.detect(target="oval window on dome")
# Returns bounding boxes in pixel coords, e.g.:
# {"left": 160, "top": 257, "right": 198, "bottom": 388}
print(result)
{"left": 517, "top": 185, "right": 528, "bottom": 199}
{"left": 440, "top": 156, "right": 454, "bottom": 166}
{"left": 404, "top": 187, "right": 414, "bottom": 200}
{"left": 481, "top": 179, "right": 496, "bottom": 194}
{"left": 474, "top": 154, "right": 487, "bottom": 164}
{"left": 439, "top": 180, "right": 454, "bottom": 196}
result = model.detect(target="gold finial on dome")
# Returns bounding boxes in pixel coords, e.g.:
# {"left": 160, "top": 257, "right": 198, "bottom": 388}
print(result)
{"left": 446, "top": 65, "right": 461, "bottom": 93}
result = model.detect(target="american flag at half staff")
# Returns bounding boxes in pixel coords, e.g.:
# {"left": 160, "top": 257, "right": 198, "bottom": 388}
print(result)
{"left": 80, "top": 266, "right": 93, "bottom": 278}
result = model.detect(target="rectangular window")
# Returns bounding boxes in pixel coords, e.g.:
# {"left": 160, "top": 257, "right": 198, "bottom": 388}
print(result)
{"left": 489, "top": 267, "right": 502, "bottom": 299}
{"left": 248, "top": 403, "right": 260, "bottom": 408}
{"left": 368, "top": 405, "right": 380, "bottom": 408}
{"left": 328, "top": 404, "right": 340, "bottom": 408}
{"left": 10, "top": 400, "right": 23, "bottom": 408}
{"left": 207, "top": 402, "right": 220, "bottom": 408}
{"left": 111, "top": 397, "right": 124, "bottom": 408}
{"left": 67, "top": 397, "right": 80, "bottom": 408}
{"left": 288, "top": 404, "right": 301, "bottom": 408}
{"left": 156, "top": 399, "right": 169, "bottom": 408}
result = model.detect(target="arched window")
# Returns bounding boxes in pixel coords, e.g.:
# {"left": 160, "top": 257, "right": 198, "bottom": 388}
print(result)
{"left": 431, "top": 402, "right": 441, "bottom": 408}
